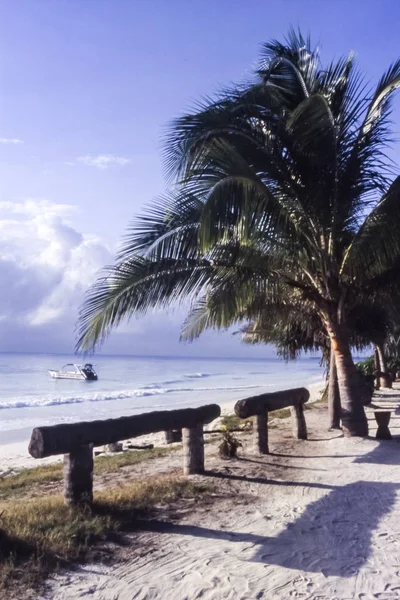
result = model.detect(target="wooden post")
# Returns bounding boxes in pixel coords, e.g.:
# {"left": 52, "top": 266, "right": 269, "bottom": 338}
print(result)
{"left": 165, "top": 430, "right": 174, "bottom": 444}
{"left": 375, "top": 411, "right": 392, "bottom": 440}
{"left": 377, "top": 344, "right": 392, "bottom": 389}
{"left": 63, "top": 444, "right": 93, "bottom": 506}
{"left": 254, "top": 412, "right": 269, "bottom": 454}
{"left": 290, "top": 404, "right": 307, "bottom": 440}
{"left": 164, "top": 429, "right": 182, "bottom": 444}
{"left": 182, "top": 424, "right": 204, "bottom": 475}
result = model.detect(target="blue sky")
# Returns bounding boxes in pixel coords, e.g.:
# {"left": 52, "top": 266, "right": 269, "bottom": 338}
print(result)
{"left": 0, "top": 0, "right": 399, "bottom": 357}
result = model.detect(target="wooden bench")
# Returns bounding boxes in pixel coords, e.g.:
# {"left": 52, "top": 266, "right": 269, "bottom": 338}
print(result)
{"left": 28, "top": 404, "right": 220, "bottom": 506}
{"left": 234, "top": 387, "right": 310, "bottom": 454}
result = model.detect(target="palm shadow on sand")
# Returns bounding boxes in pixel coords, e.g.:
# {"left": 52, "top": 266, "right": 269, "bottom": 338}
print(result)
{"left": 250, "top": 479, "right": 400, "bottom": 577}
{"left": 355, "top": 438, "right": 400, "bottom": 464}
{"left": 137, "top": 478, "right": 400, "bottom": 577}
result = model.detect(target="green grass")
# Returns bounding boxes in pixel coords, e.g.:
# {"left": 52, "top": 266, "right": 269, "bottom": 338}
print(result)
{"left": 220, "top": 414, "right": 244, "bottom": 430}
{"left": 304, "top": 389, "right": 328, "bottom": 410}
{"left": 0, "top": 446, "right": 180, "bottom": 501}
{"left": 0, "top": 476, "right": 210, "bottom": 593}
{"left": 0, "top": 463, "right": 63, "bottom": 500}
{"left": 269, "top": 408, "right": 291, "bottom": 419}
{"left": 220, "top": 409, "right": 291, "bottom": 429}
{"left": 94, "top": 445, "right": 179, "bottom": 474}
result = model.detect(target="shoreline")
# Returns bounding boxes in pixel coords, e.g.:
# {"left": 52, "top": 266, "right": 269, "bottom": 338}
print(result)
{"left": 0, "top": 380, "right": 324, "bottom": 474}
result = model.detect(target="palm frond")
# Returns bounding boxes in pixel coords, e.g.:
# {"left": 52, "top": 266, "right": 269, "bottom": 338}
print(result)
{"left": 118, "top": 190, "right": 203, "bottom": 262}
{"left": 342, "top": 176, "right": 400, "bottom": 280}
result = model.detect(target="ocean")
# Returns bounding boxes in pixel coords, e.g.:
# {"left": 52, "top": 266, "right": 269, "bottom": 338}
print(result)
{"left": 0, "top": 353, "right": 325, "bottom": 446}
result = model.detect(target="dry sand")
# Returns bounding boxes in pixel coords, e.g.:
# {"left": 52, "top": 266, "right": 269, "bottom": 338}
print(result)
{"left": 26, "top": 383, "right": 400, "bottom": 600}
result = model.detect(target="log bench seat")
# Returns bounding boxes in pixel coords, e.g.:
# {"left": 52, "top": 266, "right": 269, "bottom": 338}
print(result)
{"left": 28, "top": 404, "right": 221, "bottom": 506}
{"left": 234, "top": 387, "right": 310, "bottom": 454}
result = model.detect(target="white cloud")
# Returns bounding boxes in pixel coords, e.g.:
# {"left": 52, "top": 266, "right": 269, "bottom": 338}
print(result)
{"left": 0, "top": 200, "right": 271, "bottom": 357}
{"left": 0, "top": 138, "right": 23, "bottom": 144}
{"left": 0, "top": 198, "right": 111, "bottom": 345}
{"left": 0, "top": 198, "right": 77, "bottom": 219}
{"left": 76, "top": 154, "right": 131, "bottom": 169}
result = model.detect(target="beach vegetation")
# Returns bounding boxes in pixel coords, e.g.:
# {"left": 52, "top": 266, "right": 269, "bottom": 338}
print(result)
{"left": 0, "top": 446, "right": 177, "bottom": 501}
{"left": 220, "top": 414, "right": 251, "bottom": 430}
{"left": 355, "top": 356, "right": 375, "bottom": 377}
{"left": 218, "top": 428, "right": 242, "bottom": 458}
{"left": 0, "top": 476, "right": 210, "bottom": 593}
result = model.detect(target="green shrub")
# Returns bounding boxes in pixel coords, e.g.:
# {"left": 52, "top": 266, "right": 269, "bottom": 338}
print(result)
{"left": 356, "top": 355, "right": 375, "bottom": 394}
{"left": 356, "top": 355, "right": 375, "bottom": 376}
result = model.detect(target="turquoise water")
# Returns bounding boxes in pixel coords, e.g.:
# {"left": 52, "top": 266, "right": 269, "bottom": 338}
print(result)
{"left": 0, "top": 353, "right": 325, "bottom": 444}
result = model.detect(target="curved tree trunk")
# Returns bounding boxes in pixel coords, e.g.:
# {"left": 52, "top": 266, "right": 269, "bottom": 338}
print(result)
{"left": 326, "top": 320, "right": 369, "bottom": 437}
{"left": 328, "top": 344, "right": 341, "bottom": 429}
{"left": 376, "top": 343, "right": 392, "bottom": 389}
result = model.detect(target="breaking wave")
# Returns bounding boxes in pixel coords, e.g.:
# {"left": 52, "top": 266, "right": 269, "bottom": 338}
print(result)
{"left": 0, "top": 383, "right": 264, "bottom": 410}
{"left": 184, "top": 373, "right": 210, "bottom": 378}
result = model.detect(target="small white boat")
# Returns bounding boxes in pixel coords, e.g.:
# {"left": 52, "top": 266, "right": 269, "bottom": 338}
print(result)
{"left": 48, "top": 363, "right": 98, "bottom": 381}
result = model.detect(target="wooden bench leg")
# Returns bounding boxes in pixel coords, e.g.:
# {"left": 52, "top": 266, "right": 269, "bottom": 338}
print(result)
{"left": 290, "top": 404, "right": 307, "bottom": 440}
{"left": 375, "top": 411, "right": 392, "bottom": 440}
{"left": 182, "top": 425, "right": 204, "bottom": 474}
{"left": 165, "top": 430, "right": 174, "bottom": 444}
{"left": 164, "top": 429, "right": 182, "bottom": 444}
{"left": 64, "top": 444, "right": 93, "bottom": 506}
{"left": 254, "top": 412, "right": 269, "bottom": 454}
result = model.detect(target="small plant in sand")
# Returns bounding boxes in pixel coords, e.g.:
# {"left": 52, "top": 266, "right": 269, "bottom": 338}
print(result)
{"left": 218, "top": 427, "right": 242, "bottom": 459}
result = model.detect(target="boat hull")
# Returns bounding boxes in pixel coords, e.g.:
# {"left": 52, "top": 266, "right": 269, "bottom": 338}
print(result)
{"left": 49, "top": 370, "right": 85, "bottom": 380}
{"left": 48, "top": 363, "right": 98, "bottom": 381}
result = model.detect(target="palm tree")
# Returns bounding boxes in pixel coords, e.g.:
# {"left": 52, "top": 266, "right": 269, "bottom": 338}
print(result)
{"left": 181, "top": 289, "right": 386, "bottom": 430}
{"left": 239, "top": 313, "right": 341, "bottom": 429}
{"left": 180, "top": 276, "right": 343, "bottom": 429}
{"left": 77, "top": 30, "right": 400, "bottom": 437}
{"left": 238, "top": 301, "right": 392, "bottom": 427}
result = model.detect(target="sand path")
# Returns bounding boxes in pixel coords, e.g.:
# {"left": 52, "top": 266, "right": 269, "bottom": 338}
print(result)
{"left": 38, "top": 396, "right": 400, "bottom": 600}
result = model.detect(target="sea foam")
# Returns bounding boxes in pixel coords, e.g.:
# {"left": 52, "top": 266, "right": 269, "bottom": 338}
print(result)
{"left": 0, "top": 383, "right": 264, "bottom": 410}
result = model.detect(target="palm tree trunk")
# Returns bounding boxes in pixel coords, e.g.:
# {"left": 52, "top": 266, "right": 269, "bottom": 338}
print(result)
{"left": 374, "top": 347, "right": 380, "bottom": 390}
{"left": 328, "top": 344, "right": 341, "bottom": 429}
{"left": 327, "top": 321, "right": 368, "bottom": 437}
{"left": 376, "top": 344, "right": 392, "bottom": 389}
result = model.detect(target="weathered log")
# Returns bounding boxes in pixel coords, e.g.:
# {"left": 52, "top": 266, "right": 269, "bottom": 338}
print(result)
{"left": 234, "top": 387, "right": 310, "bottom": 452}
{"left": 290, "top": 404, "right": 307, "bottom": 440}
{"left": 63, "top": 444, "right": 93, "bottom": 506}
{"left": 204, "top": 429, "right": 246, "bottom": 434}
{"left": 126, "top": 443, "right": 154, "bottom": 450}
{"left": 254, "top": 413, "right": 269, "bottom": 454}
{"left": 375, "top": 411, "right": 392, "bottom": 440}
{"left": 182, "top": 424, "right": 204, "bottom": 475}
{"left": 235, "top": 388, "right": 309, "bottom": 419}
{"left": 29, "top": 404, "right": 220, "bottom": 459}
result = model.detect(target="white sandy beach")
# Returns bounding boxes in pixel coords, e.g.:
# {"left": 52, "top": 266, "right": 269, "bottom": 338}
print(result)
{"left": 16, "top": 383, "right": 400, "bottom": 600}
